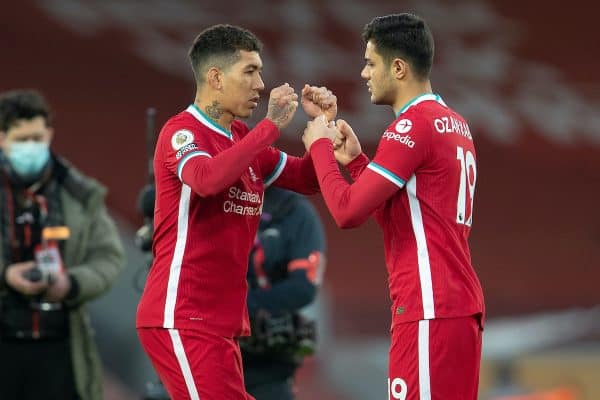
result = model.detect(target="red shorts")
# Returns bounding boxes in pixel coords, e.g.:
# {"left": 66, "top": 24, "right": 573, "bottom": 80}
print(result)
{"left": 137, "top": 328, "right": 255, "bottom": 400}
{"left": 388, "top": 316, "right": 482, "bottom": 400}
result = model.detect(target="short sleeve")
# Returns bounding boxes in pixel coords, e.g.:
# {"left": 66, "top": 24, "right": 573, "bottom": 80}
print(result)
{"left": 368, "top": 110, "right": 431, "bottom": 187}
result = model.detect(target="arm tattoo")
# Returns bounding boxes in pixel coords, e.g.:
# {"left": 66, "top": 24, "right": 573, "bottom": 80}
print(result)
{"left": 267, "top": 101, "right": 294, "bottom": 128}
{"left": 204, "top": 101, "right": 224, "bottom": 121}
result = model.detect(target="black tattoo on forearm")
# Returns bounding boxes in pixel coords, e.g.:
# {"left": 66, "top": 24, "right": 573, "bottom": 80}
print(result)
{"left": 267, "top": 100, "right": 294, "bottom": 128}
{"left": 205, "top": 101, "right": 224, "bottom": 121}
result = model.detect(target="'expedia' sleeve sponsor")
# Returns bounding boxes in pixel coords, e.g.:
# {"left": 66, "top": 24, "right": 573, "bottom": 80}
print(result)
{"left": 176, "top": 119, "right": 280, "bottom": 197}
{"left": 257, "top": 148, "right": 320, "bottom": 194}
{"left": 369, "top": 110, "right": 431, "bottom": 187}
{"left": 308, "top": 138, "right": 399, "bottom": 228}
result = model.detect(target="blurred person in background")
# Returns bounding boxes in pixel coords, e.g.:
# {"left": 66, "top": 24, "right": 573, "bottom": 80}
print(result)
{"left": 302, "top": 13, "right": 484, "bottom": 399}
{"left": 0, "top": 89, "right": 125, "bottom": 400}
{"left": 135, "top": 24, "right": 337, "bottom": 400}
{"left": 242, "top": 186, "right": 325, "bottom": 400}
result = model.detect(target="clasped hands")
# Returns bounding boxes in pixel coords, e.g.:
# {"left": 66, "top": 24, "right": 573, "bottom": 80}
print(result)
{"left": 297, "top": 84, "right": 361, "bottom": 165}
{"left": 266, "top": 83, "right": 361, "bottom": 165}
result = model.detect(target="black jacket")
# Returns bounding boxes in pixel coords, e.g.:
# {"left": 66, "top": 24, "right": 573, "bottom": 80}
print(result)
{"left": 243, "top": 187, "right": 326, "bottom": 384}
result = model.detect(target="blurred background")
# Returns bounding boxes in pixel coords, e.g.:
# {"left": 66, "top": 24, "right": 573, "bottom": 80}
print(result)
{"left": 1, "top": 0, "right": 598, "bottom": 399}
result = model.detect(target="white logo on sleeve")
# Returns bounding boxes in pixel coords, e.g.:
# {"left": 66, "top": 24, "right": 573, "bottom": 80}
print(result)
{"left": 171, "top": 129, "right": 194, "bottom": 150}
{"left": 395, "top": 119, "right": 413, "bottom": 133}
{"left": 382, "top": 131, "right": 415, "bottom": 148}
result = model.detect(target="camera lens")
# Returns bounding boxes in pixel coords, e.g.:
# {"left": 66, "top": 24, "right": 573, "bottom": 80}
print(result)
{"left": 23, "top": 267, "right": 43, "bottom": 282}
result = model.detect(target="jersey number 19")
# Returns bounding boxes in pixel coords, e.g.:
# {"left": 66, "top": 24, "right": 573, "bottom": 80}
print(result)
{"left": 456, "top": 146, "right": 476, "bottom": 226}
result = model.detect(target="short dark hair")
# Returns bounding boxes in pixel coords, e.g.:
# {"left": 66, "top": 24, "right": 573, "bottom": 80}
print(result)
{"left": 188, "top": 24, "right": 263, "bottom": 83}
{"left": 362, "top": 13, "right": 434, "bottom": 80}
{"left": 0, "top": 89, "right": 51, "bottom": 132}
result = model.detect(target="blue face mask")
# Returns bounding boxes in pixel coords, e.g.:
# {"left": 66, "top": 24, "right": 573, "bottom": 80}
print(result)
{"left": 7, "top": 141, "right": 50, "bottom": 178}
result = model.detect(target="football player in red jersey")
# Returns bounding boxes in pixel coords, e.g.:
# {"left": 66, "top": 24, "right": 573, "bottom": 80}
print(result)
{"left": 302, "top": 14, "right": 484, "bottom": 400}
{"left": 136, "top": 24, "right": 336, "bottom": 400}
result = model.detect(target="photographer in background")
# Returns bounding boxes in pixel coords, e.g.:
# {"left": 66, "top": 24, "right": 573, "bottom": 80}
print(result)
{"left": 0, "top": 89, "right": 124, "bottom": 400}
{"left": 242, "top": 186, "right": 326, "bottom": 400}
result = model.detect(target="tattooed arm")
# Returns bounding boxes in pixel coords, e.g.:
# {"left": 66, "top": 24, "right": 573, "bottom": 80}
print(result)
{"left": 266, "top": 83, "right": 298, "bottom": 129}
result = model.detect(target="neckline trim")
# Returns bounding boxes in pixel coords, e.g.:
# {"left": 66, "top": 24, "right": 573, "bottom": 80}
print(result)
{"left": 186, "top": 104, "right": 233, "bottom": 140}
{"left": 395, "top": 93, "right": 447, "bottom": 117}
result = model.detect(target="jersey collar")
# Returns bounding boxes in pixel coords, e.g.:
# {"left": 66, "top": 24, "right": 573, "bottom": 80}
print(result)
{"left": 186, "top": 104, "right": 233, "bottom": 141}
{"left": 395, "top": 93, "right": 447, "bottom": 117}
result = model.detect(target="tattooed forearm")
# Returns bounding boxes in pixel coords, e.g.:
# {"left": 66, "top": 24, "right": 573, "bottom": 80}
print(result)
{"left": 267, "top": 101, "right": 294, "bottom": 128}
{"left": 204, "top": 101, "right": 224, "bottom": 121}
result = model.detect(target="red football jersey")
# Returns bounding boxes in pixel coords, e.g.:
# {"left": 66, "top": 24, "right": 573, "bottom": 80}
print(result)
{"left": 136, "top": 104, "right": 308, "bottom": 337}
{"left": 367, "top": 94, "right": 484, "bottom": 327}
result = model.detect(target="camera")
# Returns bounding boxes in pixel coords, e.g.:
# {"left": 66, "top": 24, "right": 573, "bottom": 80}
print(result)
{"left": 240, "top": 310, "right": 317, "bottom": 358}
{"left": 22, "top": 265, "right": 44, "bottom": 282}
{"left": 22, "top": 265, "right": 55, "bottom": 284}
{"left": 294, "top": 313, "right": 317, "bottom": 356}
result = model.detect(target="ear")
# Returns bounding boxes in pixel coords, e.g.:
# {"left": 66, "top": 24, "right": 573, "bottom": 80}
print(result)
{"left": 206, "top": 67, "right": 224, "bottom": 91}
{"left": 391, "top": 58, "right": 408, "bottom": 80}
{"left": 46, "top": 127, "right": 54, "bottom": 143}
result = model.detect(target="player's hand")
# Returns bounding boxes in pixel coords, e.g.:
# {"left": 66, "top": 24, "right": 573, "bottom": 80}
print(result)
{"left": 333, "top": 119, "right": 362, "bottom": 166}
{"left": 301, "top": 85, "right": 338, "bottom": 121}
{"left": 5, "top": 261, "right": 48, "bottom": 296}
{"left": 266, "top": 83, "right": 298, "bottom": 129}
{"left": 302, "top": 115, "right": 338, "bottom": 151}
{"left": 43, "top": 271, "right": 71, "bottom": 302}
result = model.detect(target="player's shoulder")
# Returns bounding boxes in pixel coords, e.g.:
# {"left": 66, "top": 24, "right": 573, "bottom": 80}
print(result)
{"left": 404, "top": 95, "right": 449, "bottom": 118}
{"left": 155, "top": 109, "right": 207, "bottom": 158}
{"left": 382, "top": 105, "right": 431, "bottom": 144}
{"left": 159, "top": 109, "right": 196, "bottom": 139}
{"left": 415, "top": 100, "right": 473, "bottom": 141}
{"left": 391, "top": 95, "right": 470, "bottom": 135}
{"left": 410, "top": 96, "right": 468, "bottom": 124}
